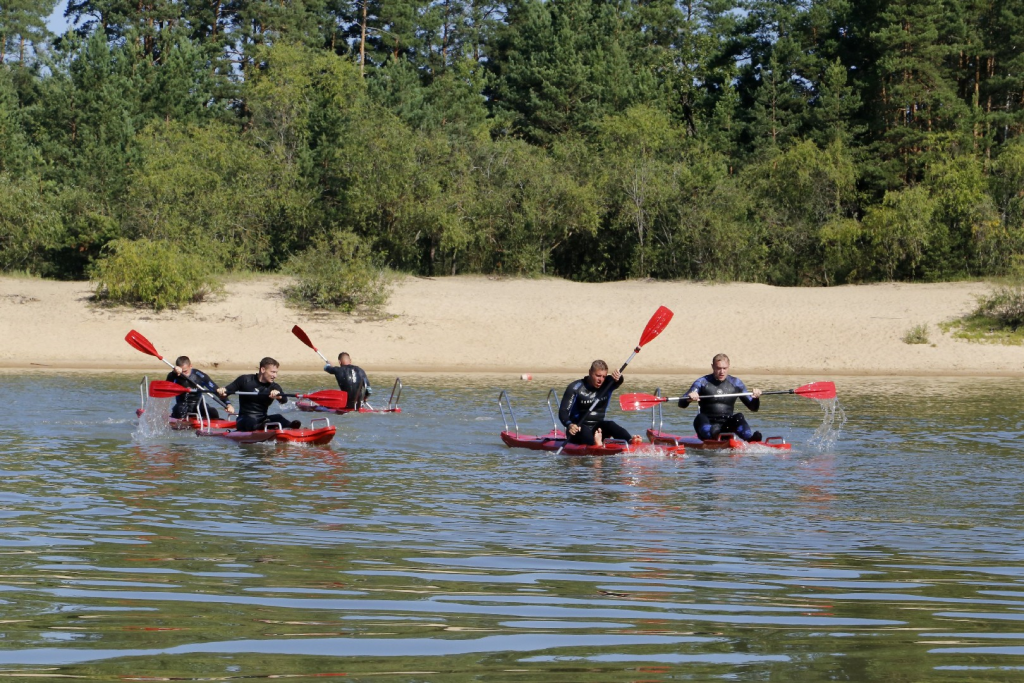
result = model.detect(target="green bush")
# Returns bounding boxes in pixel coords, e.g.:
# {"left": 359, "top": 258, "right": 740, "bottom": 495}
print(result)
{"left": 284, "top": 232, "right": 392, "bottom": 313}
{"left": 902, "top": 323, "right": 930, "bottom": 344}
{"left": 976, "top": 285, "right": 1024, "bottom": 331}
{"left": 91, "top": 239, "right": 217, "bottom": 310}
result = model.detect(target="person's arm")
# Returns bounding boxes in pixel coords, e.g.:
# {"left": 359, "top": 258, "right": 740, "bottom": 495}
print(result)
{"left": 324, "top": 364, "right": 333, "bottom": 373}
{"left": 736, "top": 378, "right": 760, "bottom": 412}
{"left": 273, "top": 382, "right": 288, "bottom": 404}
{"left": 678, "top": 378, "right": 703, "bottom": 408}
{"left": 360, "top": 368, "right": 372, "bottom": 396}
{"left": 194, "top": 369, "right": 217, "bottom": 393}
{"left": 558, "top": 383, "right": 578, "bottom": 428}
{"left": 218, "top": 375, "right": 242, "bottom": 398}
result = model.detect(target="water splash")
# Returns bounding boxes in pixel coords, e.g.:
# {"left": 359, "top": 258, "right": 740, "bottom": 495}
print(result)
{"left": 132, "top": 397, "right": 173, "bottom": 440}
{"left": 808, "top": 398, "right": 846, "bottom": 452}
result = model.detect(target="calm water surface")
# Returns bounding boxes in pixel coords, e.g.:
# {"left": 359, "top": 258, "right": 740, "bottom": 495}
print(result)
{"left": 1, "top": 371, "right": 1023, "bottom": 681}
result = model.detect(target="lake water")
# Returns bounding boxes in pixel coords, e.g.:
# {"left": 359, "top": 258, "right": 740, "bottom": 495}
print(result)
{"left": 1, "top": 371, "right": 1023, "bottom": 681}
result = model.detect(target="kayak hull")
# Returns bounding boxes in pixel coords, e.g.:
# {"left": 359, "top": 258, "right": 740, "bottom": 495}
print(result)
{"left": 647, "top": 428, "right": 790, "bottom": 451}
{"left": 501, "top": 430, "right": 685, "bottom": 457}
{"left": 295, "top": 398, "right": 400, "bottom": 414}
{"left": 197, "top": 425, "right": 336, "bottom": 445}
{"left": 170, "top": 417, "right": 237, "bottom": 431}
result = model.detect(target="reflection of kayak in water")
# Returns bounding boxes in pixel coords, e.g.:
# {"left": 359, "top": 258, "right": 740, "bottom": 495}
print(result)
{"left": 647, "top": 428, "right": 790, "bottom": 452}
{"left": 501, "top": 430, "right": 685, "bottom": 457}
{"left": 196, "top": 419, "right": 337, "bottom": 445}
{"left": 296, "top": 378, "right": 403, "bottom": 415}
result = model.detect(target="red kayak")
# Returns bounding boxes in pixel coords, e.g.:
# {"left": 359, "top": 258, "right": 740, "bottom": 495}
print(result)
{"left": 169, "top": 417, "right": 237, "bottom": 431}
{"left": 501, "top": 430, "right": 685, "bottom": 457}
{"left": 296, "top": 399, "right": 401, "bottom": 414}
{"left": 295, "top": 378, "right": 403, "bottom": 415}
{"left": 198, "top": 426, "right": 336, "bottom": 445}
{"left": 197, "top": 419, "right": 337, "bottom": 445}
{"left": 647, "top": 428, "right": 790, "bottom": 451}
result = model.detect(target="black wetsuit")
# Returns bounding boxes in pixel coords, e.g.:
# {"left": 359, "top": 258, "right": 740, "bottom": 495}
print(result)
{"left": 558, "top": 374, "right": 630, "bottom": 445}
{"left": 165, "top": 368, "right": 223, "bottom": 420}
{"left": 222, "top": 374, "right": 297, "bottom": 431}
{"left": 678, "top": 374, "right": 759, "bottom": 441}
{"left": 324, "top": 365, "right": 371, "bottom": 409}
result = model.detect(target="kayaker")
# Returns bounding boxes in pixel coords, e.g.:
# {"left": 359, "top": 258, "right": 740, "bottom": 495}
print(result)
{"left": 324, "top": 352, "right": 371, "bottom": 409}
{"left": 217, "top": 357, "right": 301, "bottom": 431}
{"left": 166, "top": 356, "right": 235, "bottom": 420}
{"left": 559, "top": 360, "right": 640, "bottom": 447}
{"left": 679, "top": 354, "right": 763, "bottom": 442}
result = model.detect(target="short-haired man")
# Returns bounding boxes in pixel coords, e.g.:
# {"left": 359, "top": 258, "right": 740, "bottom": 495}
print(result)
{"left": 166, "top": 356, "right": 234, "bottom": 420}
{"left": 679, "top": 354, "right": 763, "bottom": 442}
{"left": 558, "top": 360, "right": 639, "bottom": 446}
{"left": 217, "top": 357, "right": 300, "bottom": 431}
{"left": 323, "top": 352, "right": 371, "bottom": 409}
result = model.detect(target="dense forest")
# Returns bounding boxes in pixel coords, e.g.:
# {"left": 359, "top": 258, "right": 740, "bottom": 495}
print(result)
{"left": 2, "top": 0, "right": 1024, "bottom": 291}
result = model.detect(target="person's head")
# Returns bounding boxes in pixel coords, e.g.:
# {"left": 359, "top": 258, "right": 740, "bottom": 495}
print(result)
{"left": 711, "top": 353, "right": 730, "bottom": 381}
{"left": 588, "top": 359, "right": 609, "bottom": 388}
{"left": 175, "top": 356, "right": 192, "bottom": 374}
{"left": 338, "top": 352, "right": 351, "bottom": 366}
{"left": 258, "top": 357, "right": 280, "bottom": 382}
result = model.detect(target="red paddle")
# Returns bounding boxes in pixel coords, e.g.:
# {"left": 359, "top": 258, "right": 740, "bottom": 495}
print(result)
{"left": 127, "top": 330, "right": 230, "bottom": 408}
{"left": 619, "top": 381, "right": 838, "bottom": 411}
{"left": 234, "top": 389, "right": 349, "bottom": 410}
{"left": 292, "top": 325, "right": 330, "bottom": 365}
{"left": 556, "top": 306, "right": 674, "bottom": 453}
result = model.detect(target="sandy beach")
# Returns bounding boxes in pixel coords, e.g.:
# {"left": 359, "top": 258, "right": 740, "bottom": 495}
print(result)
{"left": 0, "top": 274, "right": 1020, "bottom": 376}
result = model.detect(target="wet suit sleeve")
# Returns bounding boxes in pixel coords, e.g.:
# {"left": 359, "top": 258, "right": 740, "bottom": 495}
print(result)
{"left": 359, "top": 368, "right": 371, "bottom": 396}
{"left": 271, "top": 382, "right": 288, "bottom": 405}
{"left": 192, "top": 369, "right": 219, "bottom": 393}
{"left": 678, "top": 378, "right": 704, "bottom": 409}
{"left": 558, "top": 383, "right": 579, "bottom": 427}
{"left": 223, "top": 376, "right": 244, "bottom": 395}
{"left": 735, "top": 378, "right": 760, "bottom": 412}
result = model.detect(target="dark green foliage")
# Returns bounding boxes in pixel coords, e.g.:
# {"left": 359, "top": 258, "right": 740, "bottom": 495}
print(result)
{"left": 2, "top": 0, "right": 1024, "bottom": 298}
{"left": 284, "top": 232, "right": 392, "bottom": 312}
{"left": 90, "top": 238, "right": 217, "bottom": 310}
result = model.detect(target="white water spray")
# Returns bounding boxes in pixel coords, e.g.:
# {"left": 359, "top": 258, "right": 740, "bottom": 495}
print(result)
{"left": 808, "top": 397, "right": 846, "bottom": 452}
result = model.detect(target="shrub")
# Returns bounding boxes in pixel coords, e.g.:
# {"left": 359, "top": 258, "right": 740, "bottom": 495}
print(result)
{"left": 902, "top": 323, "right": 930, "bottom": 345}
{"left": 284, "top": 232, "right": 392, "bottom": 313}
{"left": 975, "top": 285, "right": 1024, "bottom": 331}
{"left": 91, "top": 239, "right": 217, "bottom": 310}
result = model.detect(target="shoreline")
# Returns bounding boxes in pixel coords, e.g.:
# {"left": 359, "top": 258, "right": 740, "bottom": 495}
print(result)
{"left": 2, "top": 274, "right": 1021, "bottom": 377}
{"left": 0, "top": 362, "right": 1020, "bottom": 378}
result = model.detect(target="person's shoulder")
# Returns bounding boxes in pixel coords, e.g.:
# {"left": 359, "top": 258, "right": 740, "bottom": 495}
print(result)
{"left": 566, "top": 379, "right": 583, "bottom": 391}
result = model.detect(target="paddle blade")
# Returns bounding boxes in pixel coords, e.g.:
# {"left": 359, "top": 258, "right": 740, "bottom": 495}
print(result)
{"left": 637, "top": 306, "right": 674, "bottom": 348}
{"left": 291, "top": 325, "right": 318, "bottom": 351}
{"left": 794, "top": 381, "right": 837, "bottom": 400}
{"left": 302, "top": 390, "right": 348, "bottom": 409}
{"left": 149, "top": 380, "right": 191, "bottom": 398}
{"left": 618, "top": 392, "right": 665, "bottom": 412}
{"left": 125, "top": 330, "right": 162, "bottom": 360}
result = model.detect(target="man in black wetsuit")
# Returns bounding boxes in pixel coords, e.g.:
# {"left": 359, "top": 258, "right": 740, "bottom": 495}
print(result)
{"left": 166, "top": 356, "right": 235, "bottom": 420}
{"left": 324, "top": 352, "right": 371, "bottom": 410}
{"left": 216, "top": 357, "right": 301, "bottom": 431}
{"left": 679, "top": 353, "right": 763, "bottom": 442}
{"left": 558, "top": 360, "right": 640, "bottom": 446}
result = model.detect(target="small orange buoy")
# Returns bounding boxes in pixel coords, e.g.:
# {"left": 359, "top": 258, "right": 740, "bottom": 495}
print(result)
{"left": 520, "top": 374, "right": 533, "bottom": 380}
